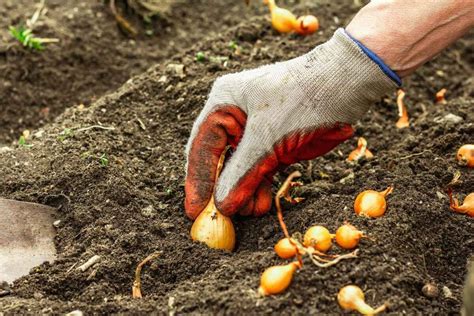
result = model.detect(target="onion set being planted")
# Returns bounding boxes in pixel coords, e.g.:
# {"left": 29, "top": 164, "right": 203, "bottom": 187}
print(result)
{"left": 354, "top": 186, "right": 394, "bottom": 218}
{"left": 190, "top": 149, "right": 236, "bottom": 251}
{"left": 338, "top": 285, "right": 388, "bottom": 315}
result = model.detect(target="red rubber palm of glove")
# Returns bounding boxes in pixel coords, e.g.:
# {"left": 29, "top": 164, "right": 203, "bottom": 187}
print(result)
{"left": 185, "top": 104, "right": 353, "bottom": 220}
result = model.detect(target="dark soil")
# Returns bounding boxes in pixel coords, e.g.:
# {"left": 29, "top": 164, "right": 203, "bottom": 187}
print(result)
{"left": 0, "top": 0, "right": 265, "bottom": 145}
{"left": 0, "top": 0, "right": 473, "bottom": 314}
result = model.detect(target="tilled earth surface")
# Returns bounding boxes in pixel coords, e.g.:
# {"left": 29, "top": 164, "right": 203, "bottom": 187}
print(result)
{"left": 0, "top": 0, "right": 473, "bottom": 314}
{"left": 0, "top": 0, "right": 265, "bottom": 144}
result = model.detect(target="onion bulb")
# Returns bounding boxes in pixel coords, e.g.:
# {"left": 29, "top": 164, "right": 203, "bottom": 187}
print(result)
{"left": 338, "top": 285, "right": 387, "bottom": 315}
{"left": 435, "top": 88, "right": 447, "bottom": 104}
{"left": 258, "top": 261, "right": 301, "bottom": 296}
{"left": 396, "top": 89, "right": 409, "bottom": 129}
{"left": 263, "top": 0, "right": 297, "bottom": 33}
{"left": 190, "top": 196, "right": 235, "bottom": 251}
{"left": 347, "top": 137, "right": 374, "bottom": 162}
{"left": 354, "top": 186, "right": 393, "bottom": 218}
{"left": 450, "top": 192, "right": 474, "bottom": 217}
{"left": 274, "top": 237, "right": 298, "bottom": 259}
{"left": 457, "top": 144, "right": 474, "bottom": 168}
{"left": 335, "top": 224, "right": 364, "bottom": 249}
{"left": 303, "top": 225, "right": 334, "bottom": 252}
{"left": 294, "top": 15, "right": 319, "bottom": 35}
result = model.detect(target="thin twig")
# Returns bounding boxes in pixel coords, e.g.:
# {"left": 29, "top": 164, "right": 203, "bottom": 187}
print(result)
{"left": 75, "top": 125, "right": 115, "bottom": 132}
{"left": 110, "top": 0, "right": 138, "bottom": 36}
{"left": 399, "top": 150, "right": 431, "bottom": 160}
{"left": 132, "top": 252, "right": 161, "bottom": 298}
{"left": 65, "top": 261, "right": 79, "bottom": 275}
{"left": 76, "top": 255, "right": 101, "bottom": 272}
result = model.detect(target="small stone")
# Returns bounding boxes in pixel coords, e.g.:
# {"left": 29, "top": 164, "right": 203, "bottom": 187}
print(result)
{"left": 104, "top": 224, "right": 114, "bottom": 230}
{"left": 141, "top": 205, "right": 156, "bottom": 218}
{"left": 33, "top": 292, "right": 44, "bottom": 299}
{"left": 442, "top": 285, "right": 453, "bottom": 299}
{"left": 157, "top": 202, "right": 169, "bottom": 210}
{"left": 33, "top": 130, "right": 44, "bottom": 138}
{"left": 159, "top": 222, "right": 175, "bottom": 230}
{"left": 434, "top": 113, "right": 463, "bottom": 124}
{"left": 53, "top": 220, "right": 61, "bottom": 228}
{"left": 436, "top": 191, "right": 446, "bottom": 200}
{"left": 422, "top": 282, "right": 439, "bottom": 298}
{"left": 167, "top": 64, "right": 185, "bottom": 78}
{"left": 158, "top": 75, "right": 167, "bottom": 83}
{"left": 339, "top": 172, "right": 354, "bottom": 184}
{"left": 0, "top": 147, "right": 12, "bottom": 154}
{"left": 66, "top": 310, "right": 83, "bottom": 316}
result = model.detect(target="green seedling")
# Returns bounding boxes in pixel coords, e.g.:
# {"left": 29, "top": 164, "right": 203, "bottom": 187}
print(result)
{"left": 195, "top": 52, "right": 206, "bottom": 62}
{"left": 58, "top": 128, "right": 74, "bottom": 142}
{"left": 18, "top": 135, "right": 33, "bottom": 148}
{"left": 9, "top": 26, "right": 44, "bottom": 51}
{"left": 229, "top": 40, "right": 238, "bottom": 50}
{"left": 98, "top": 153, "right": 109, "bottom": 167}
{"left": 9, "top": 0, "right": 58, "bottom": 51}
{"left": 81, "top": 152, "right": 109, "bottom": 167}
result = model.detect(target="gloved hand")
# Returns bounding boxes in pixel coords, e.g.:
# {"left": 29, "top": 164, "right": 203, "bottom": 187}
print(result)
{"left": 185, "top": 28, "right": 398, "bottom": 220}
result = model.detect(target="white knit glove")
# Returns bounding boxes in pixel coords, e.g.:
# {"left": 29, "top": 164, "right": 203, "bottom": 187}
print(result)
{"left": 185, "top": 28, "right": 398, "bottom": 219}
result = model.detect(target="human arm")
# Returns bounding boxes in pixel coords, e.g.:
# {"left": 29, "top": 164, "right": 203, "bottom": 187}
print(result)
{"left": 346, "top": 0, "right": 474, "bottom": 77}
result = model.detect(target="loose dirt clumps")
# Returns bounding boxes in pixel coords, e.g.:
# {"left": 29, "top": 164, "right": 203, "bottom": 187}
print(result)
{"left": 0, "top": 0, "right": 265, "bottom": 144}
{"left": 0, "top": 1, "right": 473, "bottom": 314}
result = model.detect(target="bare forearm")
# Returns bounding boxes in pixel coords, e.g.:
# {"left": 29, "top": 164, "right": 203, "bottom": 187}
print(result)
{"left": 346, "top": 0, "right": 474, "bottom": 77}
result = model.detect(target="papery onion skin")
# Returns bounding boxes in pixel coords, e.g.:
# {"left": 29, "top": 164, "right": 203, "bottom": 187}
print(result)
{"left": 190, "top": 197, "right": 235, "bottom": 251}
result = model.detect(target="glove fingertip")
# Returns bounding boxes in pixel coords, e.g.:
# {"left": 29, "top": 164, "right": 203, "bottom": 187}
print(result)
{"left": 253, "top": 180, "right": 272, "bottom": 216}
{"left": 215, "top": 197, "right": 241, "bottom": 217}
{"left": 185, "top": 198, "right": 204, "bottom": 220}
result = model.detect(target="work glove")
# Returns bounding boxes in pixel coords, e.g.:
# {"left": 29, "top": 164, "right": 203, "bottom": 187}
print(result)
{"left": 185, "top": 28, "right": 398, "bottom": 220}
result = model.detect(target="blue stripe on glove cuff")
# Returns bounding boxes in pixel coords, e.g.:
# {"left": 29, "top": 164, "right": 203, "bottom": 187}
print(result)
{"left": 344, "top": 29, "right": 402, "bottom": 87}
